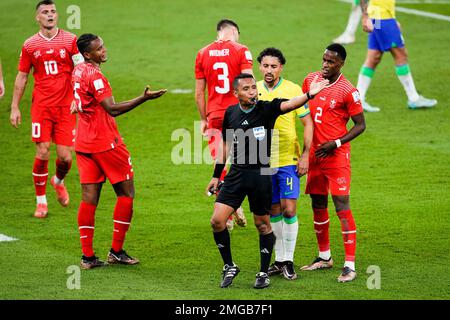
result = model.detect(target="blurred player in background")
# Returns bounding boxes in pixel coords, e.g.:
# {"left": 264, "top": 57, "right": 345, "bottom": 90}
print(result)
{"left": 73, "top": 33, "right": 166, "bottom": 269}
{"left": 195, "top": 19, "right": 252, "bottom": 231}
{"left": 9, "top": 0, "right": 84, "bottom": 218}
{"left": 357, "top": 0, "right": 437, "bottom": 112}
{"left": 334, "top": 0, "right": 363, "bottom": 45}
{"left": 256, "top": 48, "right": 313, "bottom": 281}
{"left": 0, "top": 59, "right": 5, "bottom": 99}
{"left": 300, "top": 44, "right": 365, "bottom": 283}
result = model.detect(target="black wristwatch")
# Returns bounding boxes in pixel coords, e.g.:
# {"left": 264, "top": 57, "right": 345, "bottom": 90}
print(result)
{"left": 306, "top": 92, "right": 315, "bottom": 100}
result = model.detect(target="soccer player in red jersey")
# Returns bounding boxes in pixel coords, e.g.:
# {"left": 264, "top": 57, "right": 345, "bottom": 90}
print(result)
{"left": 9, "top": 1, "right": 84, "bottom": 218}
{"left": 195, "top": 19, "right": 253, "bottom": 230}
{"left": 72, "top": 33, "right": 166, "bottom": 269}
{"left": 300, "top": 44, "right": 366, "bottom": 282}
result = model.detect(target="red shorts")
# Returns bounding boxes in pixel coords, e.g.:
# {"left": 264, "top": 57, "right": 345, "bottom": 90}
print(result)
{"left": 31, "top": 105, "right": 76, "bottom": 146}
{"left": 305, "top": 165, "right": 351, "bottom": 196}
{"left": 76, "top": 144, "right": 134, "bottom": 185}
{"left": 206, "top": 118, "right": 223, "bottom": 160}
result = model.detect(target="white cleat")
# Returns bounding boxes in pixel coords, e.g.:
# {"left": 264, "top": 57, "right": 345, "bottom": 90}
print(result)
{"left": 408, "top": 95, "right": 437, "bottom": 109}
{"left": 362, "top": 101, "right": 380, "bottom": 113}
{"left": 333, "top": 33, "right": 355, "bottom": 45}
{"left": 226, "top": 216, "right": 234, "bottom": 231}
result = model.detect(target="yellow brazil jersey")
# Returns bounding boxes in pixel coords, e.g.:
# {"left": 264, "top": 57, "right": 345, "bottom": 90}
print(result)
{"left": 256, "top": 78, "right": 310, "bottom": 168}
{"left": 368, "top": 0, "right": 396, "bottom": 19}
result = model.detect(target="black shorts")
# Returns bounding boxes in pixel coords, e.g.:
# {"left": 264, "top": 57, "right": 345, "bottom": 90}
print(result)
{"left": 216, "top": 166, "right": 272, "bottom": 216}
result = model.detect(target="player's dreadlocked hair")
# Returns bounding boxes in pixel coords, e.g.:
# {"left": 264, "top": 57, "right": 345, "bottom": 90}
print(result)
{"left": 36, "top": 0, "right": 55, "bottom": 10}
{"left": 217, "top": 19, "right": 240, "bottom": 33}
{"left": 257, "top": 47, "right": 286, "bottom": 65}
{"left": 77, "top": 33, "right": 99, "bottom": 57}
{"left": 326, "top": 43, "right": 347, "bottom": 61}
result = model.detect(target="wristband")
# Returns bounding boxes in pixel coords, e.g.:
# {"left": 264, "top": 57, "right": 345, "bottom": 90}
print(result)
{"left": 335, "top": 139, "right": 342, "bottom": 148}
{"left": 213, "top": 163, "right": 225, "bottom": 178}
{"left": 306, "top": 92, "right": 314, "bottom": 100}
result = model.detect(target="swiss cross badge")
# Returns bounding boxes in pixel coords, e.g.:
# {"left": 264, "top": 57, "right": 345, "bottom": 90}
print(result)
{"left": 60, "top": 49, "right": 66, "bottom": 58}
{"left": 330, "top": 99, "right": 336, "bottom": 109}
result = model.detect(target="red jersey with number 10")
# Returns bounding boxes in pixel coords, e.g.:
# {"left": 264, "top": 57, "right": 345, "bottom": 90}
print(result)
{"left": 72, "top": 62, "right": 123, "bottom": 154}
{"left": 18, "top": 29, "right": 79, "bottom": 107}
{"left": 302, "top": 72, "right": 363, "bottom": 168}
{"left": 195, "top": 40, "right": 253, "bottom": 120}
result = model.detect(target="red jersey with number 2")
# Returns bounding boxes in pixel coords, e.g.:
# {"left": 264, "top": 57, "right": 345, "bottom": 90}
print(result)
{"left": 72, "top": 62, "right": 123, "bottom": 154}
{"left": 302, "top": 72, "right": 363, "bottom": 168}
{"left": 18, "top": 29, "right": 79, "bottom": 107}
{"left": 195, "top": 40, "right": 253, "bottom": 120}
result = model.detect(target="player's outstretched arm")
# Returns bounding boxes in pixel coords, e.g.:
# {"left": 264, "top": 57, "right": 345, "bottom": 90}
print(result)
{"left": 280, "top": 75, "right": 329, "bottom": 113}
{"left": 100, "top": 85, "right": 167, "bottom": 117}
{"left": 315, "top": 112, "right": 366, "bottom": 158}
{"left": 10, "top": 71, "right": 29, "bottom": 128}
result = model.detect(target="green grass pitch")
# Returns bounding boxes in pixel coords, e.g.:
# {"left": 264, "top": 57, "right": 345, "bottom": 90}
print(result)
{"left": 0, "top": 0, "right": 449, "bottom": 300}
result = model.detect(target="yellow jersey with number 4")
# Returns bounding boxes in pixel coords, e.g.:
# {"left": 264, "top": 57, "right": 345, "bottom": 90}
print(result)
{"left": 257, "top": 78, "right": 310, "bottom": 168}
{"left": 368, "top": 0, "right": 396, "bottom": 19}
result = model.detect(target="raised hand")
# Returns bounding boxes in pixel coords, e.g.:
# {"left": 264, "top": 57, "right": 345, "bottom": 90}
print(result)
{"left": 143, "top": 85, "right": 167, "bottom": 100}
{"left": 309, "top": 75, "right": 329, "bottom": 96}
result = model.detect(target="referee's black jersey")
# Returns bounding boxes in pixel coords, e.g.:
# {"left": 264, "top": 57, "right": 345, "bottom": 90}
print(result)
{"left": 222, "top": 98, "right": 287, "bottom": 169}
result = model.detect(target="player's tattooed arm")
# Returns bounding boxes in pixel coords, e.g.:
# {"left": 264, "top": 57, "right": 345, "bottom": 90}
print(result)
{"left": 360, "top": 0, "right": 374, "bottom": 33}
{"left": 100, "top": 85, "right": 167, "bottom": 117}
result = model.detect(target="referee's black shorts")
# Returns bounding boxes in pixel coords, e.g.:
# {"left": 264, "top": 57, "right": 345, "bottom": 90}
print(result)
{"left": 216, "top": 166, "right": 272, "bottom": 216}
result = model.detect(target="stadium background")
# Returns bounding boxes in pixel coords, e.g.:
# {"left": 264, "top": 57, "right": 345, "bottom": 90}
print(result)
{"left": 0, "top": 0, "right": 449, "bottom": 300}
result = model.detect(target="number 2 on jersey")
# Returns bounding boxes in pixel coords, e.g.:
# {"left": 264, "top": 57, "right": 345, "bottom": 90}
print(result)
{"left": 73, "top": 82, "right": 82, "bottom": 112}
{"left": 314, "top": 106, "right": 323, "bottom": 123}
{"left": 213, "top": 62, "right": 229, "bottom": 94}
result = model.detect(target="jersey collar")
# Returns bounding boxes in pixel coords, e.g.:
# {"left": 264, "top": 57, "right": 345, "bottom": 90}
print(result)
{"left": 38, "top": 28, "right": 60, "bottom": 41}
{"left": 263, "top": 77, "right": 283, "bottom": 92}
{"left": 239, "top": 103, "right": 256, "bottom": 113}
{"left": 324, "top": 73, "right": 342, "bottom": 88}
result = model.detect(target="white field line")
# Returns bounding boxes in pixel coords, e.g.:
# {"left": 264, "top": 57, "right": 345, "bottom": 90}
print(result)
{"left": 0, "top": 234, "right": 18, "bottom": 242}
{"left": 338, "top": 0, "right": 450, "bottom": 21}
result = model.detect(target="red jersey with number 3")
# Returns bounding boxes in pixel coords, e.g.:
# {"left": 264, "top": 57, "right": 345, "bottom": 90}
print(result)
{"left": 18, "top": 29, "right": 79, "bottom": 107}
{"left": 195, "top": 40, "right": 253, "bottom": 120}
{"left": 72, "top": 62, "right": 123, "bottom": 154}
{"left": 302, "top": 72, "right": 363, "bottom": 168}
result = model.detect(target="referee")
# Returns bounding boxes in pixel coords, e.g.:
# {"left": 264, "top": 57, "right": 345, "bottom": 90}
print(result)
{"left": 206, "top": 73, "right": 328, "bottom": 289}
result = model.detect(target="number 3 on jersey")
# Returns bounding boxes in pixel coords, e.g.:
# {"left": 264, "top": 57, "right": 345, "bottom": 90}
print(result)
{"left": 314, "top": 106, "right": 323, "bottom": 123}
{"left": 213, "top": 62, "right": 229, "bottom": 94}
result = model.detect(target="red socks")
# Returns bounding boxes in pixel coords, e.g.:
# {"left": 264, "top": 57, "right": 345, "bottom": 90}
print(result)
{"left": 32, "top": 158, "right": 48, "bottom": 196}
{"left": 56, "top": 158, "right": 72, "bottom": 181}
{"left": 78, "top": 202, "right": 96, "bottom": 257}
{"left": 337, "top": 210, "right": 357, "bottom": 262}
{"left": 313, "top": 208, "right": 330, "bottom": 252}
{"left": 111, "top": 196, "right": 134, "bottom": 252}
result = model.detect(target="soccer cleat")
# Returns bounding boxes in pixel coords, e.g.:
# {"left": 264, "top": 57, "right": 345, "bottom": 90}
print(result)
{"left": 34, "top": 203, "right": 48, "bottom": 218}
{"left": 267, "top": 261, "right": 284, "bottom": 276}
{"left": 220, "top": 264, "right": 240, "bottom": 288}
{"left": 407, "top": 95, "right": 437, "bottom": 109}
{"left": 50, "top": 176, "right": 69, "bottom": 207}
{"left": 281, "top": 261, "right": 297, "bottom": 280}
{"left": 362, "top": 101, "right": 380, "bottom": 113}
{"left": 333, "top": 33, "right": 355, "bottom": 45}
{"left": 107, "top": 249, "right": 140, "bottom": 265}
{"left": 300, "top": 257, "right": 334, "bottom": 271}
{"left": 337, "top": 266, "right": 357, "bottom": 282}
{"left": 226, "top": 216, "right": 234, "bottom": 231}
{"left": 254, "top": 272, "right": 270, "bottom": 289}
{"left": 233, "top": 207, "right": 247, "bottom": 227}
{"left": 80, "top": 255, "right": 108, "bottom": 270}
